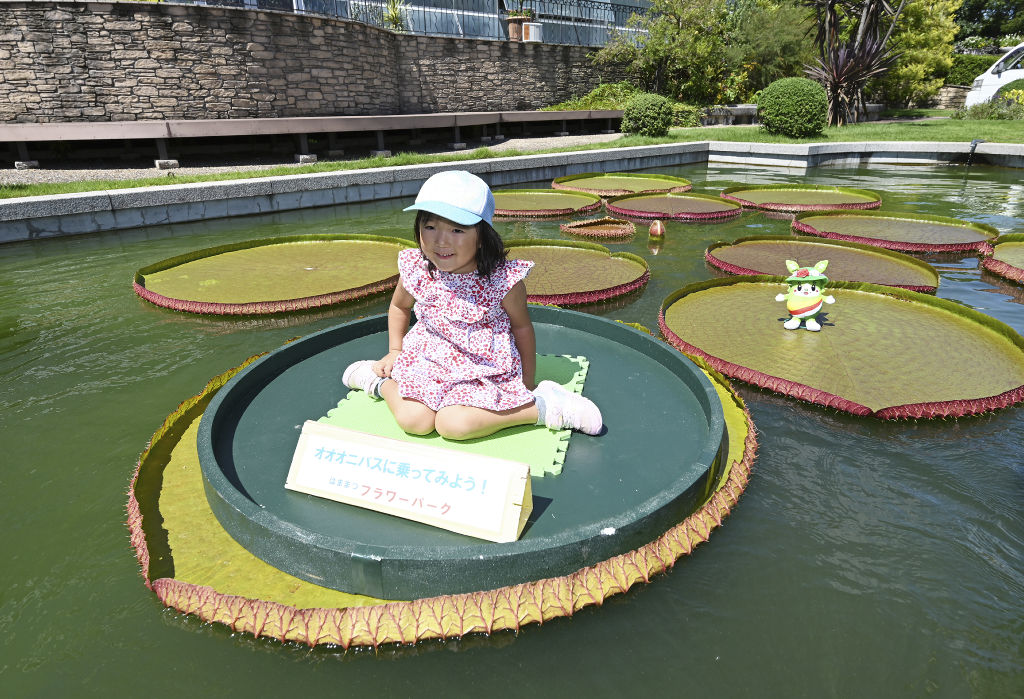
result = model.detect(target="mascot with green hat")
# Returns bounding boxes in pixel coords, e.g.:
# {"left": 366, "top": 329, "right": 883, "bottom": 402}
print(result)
{"left": 775, "top": 260, "right": 835, "bottom": 332}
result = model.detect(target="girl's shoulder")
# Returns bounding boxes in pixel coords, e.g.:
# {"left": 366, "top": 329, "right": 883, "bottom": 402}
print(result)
{"left": 487, "top": 256, "right": 533, "bottom": 296}
{"left": 398, "top": 248, "right": 427, "bottom": 279}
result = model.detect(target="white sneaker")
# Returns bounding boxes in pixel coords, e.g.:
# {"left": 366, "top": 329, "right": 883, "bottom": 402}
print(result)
{"left": 534, "top": 380, "right": 603, "bottom": 435}
{"left": 342, "top": 360, "right": 380, "bottom": 395}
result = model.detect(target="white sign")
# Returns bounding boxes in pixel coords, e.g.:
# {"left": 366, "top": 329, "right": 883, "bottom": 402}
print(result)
{"left": 285, "top": 421, "right": 533, "bottom": 543}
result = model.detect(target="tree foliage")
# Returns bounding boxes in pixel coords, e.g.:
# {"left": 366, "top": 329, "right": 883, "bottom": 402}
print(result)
{"left": 955, "top": 0, "right": 1022, "bottom": 39}
{"left": 726, "top": 0, "right": 817, "bottom": 98}
{"left": 873, "top": 0, "right": 962, "bottom": 106}
{"left": 593, "top": 0, "right": 732, "bottom": 104}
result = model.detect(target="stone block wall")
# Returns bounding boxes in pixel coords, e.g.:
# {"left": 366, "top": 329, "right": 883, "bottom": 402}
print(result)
{"left": 0, "top": 1, "right": 625, "bottom": 123}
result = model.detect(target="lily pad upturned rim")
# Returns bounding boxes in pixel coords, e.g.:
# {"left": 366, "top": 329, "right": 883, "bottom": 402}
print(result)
{"left": 792, "top": 209, "right": 999, "bottom": 254}
{"left": 705, "top": 235, "right": 940, "bottom": 292}
{"left": 658, "top": 275, "right": 1024, "bottom": 420}
{"left": 551, "top": 172, "right": 693, "bottom": 196}
{"left": 559, "top": 216, "right": 637, "bottom": 239}
{"left": 133, "top": 233, "right": 414, "bottom": 315}
{"left": 720, "top": 184, "right": 882, "bottom": 212}
{"left": 505, "top": 238, "right": 650, "bottom": 305}
{"left": 605, "top": 192, "right": 743, "bottom": 221}
{"left": 980, "top": 233, "right": 1024, "bottom": 285}
{"left": 492, "top": 189, "right": 604, "bottom": 218}
{"left": 126, "top": 334, "right": 756, "bottom": 649}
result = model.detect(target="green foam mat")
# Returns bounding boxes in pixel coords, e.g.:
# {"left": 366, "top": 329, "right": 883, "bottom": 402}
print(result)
{"left": 321, "top": 354, "right": 589, "bottom": 477}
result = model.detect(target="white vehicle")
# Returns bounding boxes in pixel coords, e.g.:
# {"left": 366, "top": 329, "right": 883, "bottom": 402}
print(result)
{"left": 964, "top": 41, "right": 1024, "bottom": 107}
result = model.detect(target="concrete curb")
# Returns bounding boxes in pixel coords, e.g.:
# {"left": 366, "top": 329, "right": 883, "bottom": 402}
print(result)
{"left": 2, "top": 140, "right": 1022, "bottom": 243}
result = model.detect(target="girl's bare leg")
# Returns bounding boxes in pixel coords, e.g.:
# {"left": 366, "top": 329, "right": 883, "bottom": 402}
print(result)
{"left": 379, "top": 379, "right": 436, "bottom": 435}
{"left": 433, "top": 402, "right": 539, "bottom": 441}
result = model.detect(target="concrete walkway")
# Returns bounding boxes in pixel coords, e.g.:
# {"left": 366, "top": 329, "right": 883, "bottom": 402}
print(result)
{"left": 2, "top": 139, "right": 1021, "bottom": 244}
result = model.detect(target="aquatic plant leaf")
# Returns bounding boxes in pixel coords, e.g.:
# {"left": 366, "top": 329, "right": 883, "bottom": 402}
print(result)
{"left": 606, "top": 192, "right": 741, "bottom": 220}
{"left": 981, "top": 235, "right": 1024, "bottom": 285}
{"left": 559, "top": 216, "right": 636, "bottom": 239}
{"left": 721, "top": 184, "right": 881, "bottom": 212}
{"left": 793, "top": 210, "right": 997, "bottom": 253}
{"left": 128, "top": 343, "right": 757, "bottom": 648}
{"left": 660, "top": 277, "right": 1024, "bottom": 418}
{"left": 506, "top": 239, "right": 649, "bottom": 305}
{"left": 706, "top": 235, "right": 939, "bottom": 291}
{"left": 134, "top": 234, "right": 412, "bottom": 315}
{"left": 552, "top": 172, "right": 692, "bottom": 195}
{"left": 492, "top": 189, "right": 602, "bottom": 218}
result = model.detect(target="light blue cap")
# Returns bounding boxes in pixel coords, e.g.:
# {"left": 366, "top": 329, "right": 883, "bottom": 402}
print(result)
{"left": 403, "top": 170, "right": 495, "bottom": 226}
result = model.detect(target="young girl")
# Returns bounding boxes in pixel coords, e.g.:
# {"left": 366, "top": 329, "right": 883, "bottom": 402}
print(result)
{"left": 343, "top": 169, "right": 602, "bottom": 440}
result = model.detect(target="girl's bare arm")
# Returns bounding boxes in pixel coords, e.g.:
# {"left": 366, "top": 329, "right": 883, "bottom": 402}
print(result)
{"left": 502, "top": 280, "right": 536, "bottom": 390}
{"left": 375, "top": 281, "right": 414, "bottom": 377}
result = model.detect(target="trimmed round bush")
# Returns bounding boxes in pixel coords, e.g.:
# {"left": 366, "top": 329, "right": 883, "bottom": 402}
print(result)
{"left": 621, "top": 94, "right": 674, "bottom": 137}
{"left": 757, "top": 78, "right": 828, "bottom": 138}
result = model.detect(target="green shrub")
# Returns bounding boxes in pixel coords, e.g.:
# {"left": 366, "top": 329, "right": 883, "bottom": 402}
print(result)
{"left": 756, "top": 77, "right": 827, "bottom": 138}
{"left": 621, "top": 93, "right": 674, "bottom": 137}
{"left": 542, "top": 82, "right": 642, "bottom": 111}
{"left": 671, "top": 103, "right": 704, "bottom": 128}
{"left": 945, "top": 54, "right": 998, "bottom": 85}
{"left": 952, "top": 98, "right": 1024, "bottom": 120}
{"left": 996, "top": 79, "right": 1024, "bottom": 97}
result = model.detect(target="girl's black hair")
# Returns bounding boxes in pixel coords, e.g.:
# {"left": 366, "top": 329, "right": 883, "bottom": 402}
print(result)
{"left": 413, "top": 210, "right": 507, "bottom": 278}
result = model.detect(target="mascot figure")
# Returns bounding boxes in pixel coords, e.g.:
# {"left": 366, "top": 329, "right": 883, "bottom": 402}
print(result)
{"left": 775, "top": 259, "right": 835, "bottom": 332}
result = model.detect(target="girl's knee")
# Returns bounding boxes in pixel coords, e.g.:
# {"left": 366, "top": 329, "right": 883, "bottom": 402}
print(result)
{"left": 434, "top": 407, "right": 480, "bottom": 441}
{"left": 393, "top": 408, "right": 435, "bottom": 436}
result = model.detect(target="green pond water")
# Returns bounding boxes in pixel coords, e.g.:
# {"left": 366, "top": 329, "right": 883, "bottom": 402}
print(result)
{"left": 2, "top": 164, "right": 1022, "bottom": 697}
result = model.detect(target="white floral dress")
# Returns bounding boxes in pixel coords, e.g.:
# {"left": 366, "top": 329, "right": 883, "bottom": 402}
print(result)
{"left": 391, "top": 248, "right": 535, "bottom": 412}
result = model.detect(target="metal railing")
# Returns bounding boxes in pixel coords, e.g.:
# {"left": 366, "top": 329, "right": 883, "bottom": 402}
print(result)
{"left": 179, "top": 0, "right": 648, "bottom": 46}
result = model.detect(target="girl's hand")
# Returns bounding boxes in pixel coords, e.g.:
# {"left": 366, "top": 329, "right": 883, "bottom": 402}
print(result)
{"left": 374, "top": 349, "right": 402, "bottom": 377}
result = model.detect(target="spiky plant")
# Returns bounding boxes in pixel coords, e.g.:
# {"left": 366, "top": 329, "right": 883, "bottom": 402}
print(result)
{"left": 801, "top": 0, "right": 907, "bottom": 125}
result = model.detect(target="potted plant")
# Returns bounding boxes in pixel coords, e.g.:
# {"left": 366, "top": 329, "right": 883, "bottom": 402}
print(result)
{"left": 505, "top": 1, "right": 534, "bottom": 42}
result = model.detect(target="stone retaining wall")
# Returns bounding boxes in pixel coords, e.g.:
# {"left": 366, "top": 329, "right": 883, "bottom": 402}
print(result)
{"left": 0, "top": 1, "right": 624, "bottom": 123}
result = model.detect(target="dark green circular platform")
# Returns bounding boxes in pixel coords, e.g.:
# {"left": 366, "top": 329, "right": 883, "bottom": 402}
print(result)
{"left": 197, "top": 307, "right": 726, "bottom": 599}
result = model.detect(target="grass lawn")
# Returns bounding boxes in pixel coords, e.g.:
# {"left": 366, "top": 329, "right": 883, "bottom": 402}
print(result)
{"left": 1, "top": 118, "right": 1021, "bottom": 201}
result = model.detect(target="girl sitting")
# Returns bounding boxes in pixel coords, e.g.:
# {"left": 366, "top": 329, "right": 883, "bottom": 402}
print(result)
{"left": 343, "top": 170, "right": 602, "bottom": 440}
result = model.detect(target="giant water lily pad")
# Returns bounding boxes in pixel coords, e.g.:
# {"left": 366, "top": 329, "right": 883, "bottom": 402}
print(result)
{"left": 506, "top": 240, "right": 649, "bottom": 304}
{"left": 721, "top": 184, "right": 881, "bottom": 212}
{"left": 552, "top": 172, "right": 692, "bottom": 195}
{"left": 793, "top": 210, "right": 998, "bottom": 253}
{"left": 981, "top": 235, "right": 1024, "bottom": 284}
{"left": 492, "top": 189, "right": 603, "bottom": 218}
{"left": 659, "top": 277, "right": 1024, "bottom": 419}
{"left": 127, "top": 319, "right": 757, "bottom": 648}
{"left": 705, "top": 236, "right": 939, "bottom": 291}
{"left": 559, "top": 216, "right": 636, "bottom": 239}
{"left": 134, "top": 234, "right": 412, "bottom": 315}
{"left": 607, "top": 192, "right": 742, "bottom": 221}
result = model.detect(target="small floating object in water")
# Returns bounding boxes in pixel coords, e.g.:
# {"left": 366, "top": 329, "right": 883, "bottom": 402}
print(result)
{"left": 649, "top": 220, "right": 666, "bottom": 239}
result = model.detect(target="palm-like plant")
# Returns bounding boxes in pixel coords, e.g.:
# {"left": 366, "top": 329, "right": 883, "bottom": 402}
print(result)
{"left": 802, "top": 0, "right": 907, "bottom": 125}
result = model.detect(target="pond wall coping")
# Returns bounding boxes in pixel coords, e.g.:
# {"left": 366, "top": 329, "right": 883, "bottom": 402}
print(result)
{"left": 2, "top": 140, "right": 1022, "bottom": 243}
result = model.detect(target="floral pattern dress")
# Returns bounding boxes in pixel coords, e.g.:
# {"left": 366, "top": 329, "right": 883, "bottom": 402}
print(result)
{"left": 391, "top": 248, "right": 535, "bottom": 412}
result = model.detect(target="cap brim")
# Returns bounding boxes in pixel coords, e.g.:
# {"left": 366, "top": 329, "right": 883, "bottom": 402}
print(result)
{"left": 403, "top": 201, "right": 484, "bottom": 226}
